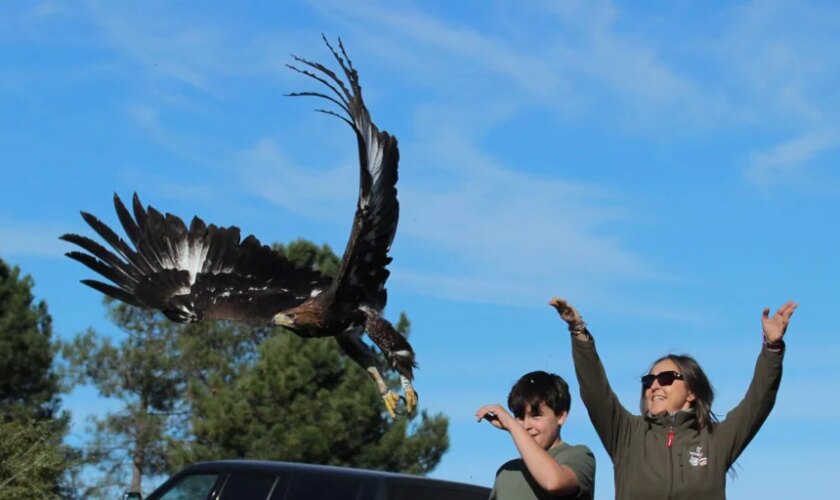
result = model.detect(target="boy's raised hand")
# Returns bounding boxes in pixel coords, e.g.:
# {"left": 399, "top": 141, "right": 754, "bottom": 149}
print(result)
{"left": 476, "top": 404, "right": 517, "bottom": 431}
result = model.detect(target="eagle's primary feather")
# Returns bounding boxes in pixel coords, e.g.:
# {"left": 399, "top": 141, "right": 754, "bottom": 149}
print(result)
{"left": 63, "top": 194, "right": 327, "bottom": 323}
{"left": 60, "top": 37, "right": 416, "bottom": 417}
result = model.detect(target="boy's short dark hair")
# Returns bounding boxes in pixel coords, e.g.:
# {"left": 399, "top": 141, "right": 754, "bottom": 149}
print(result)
{"left": 508, "top": 370, "right": 571, "bottom": 418}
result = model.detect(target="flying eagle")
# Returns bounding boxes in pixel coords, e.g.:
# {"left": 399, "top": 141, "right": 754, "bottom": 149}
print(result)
{"left": 60, "top": 38, "right": 417, "bottom": 418}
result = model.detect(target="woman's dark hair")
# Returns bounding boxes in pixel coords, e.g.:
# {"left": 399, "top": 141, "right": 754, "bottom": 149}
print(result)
{"left": 508, "top": 370, "right": 571, "bottom": 418}
{"left": 640, "top": 354, "right": 719, "bottom": 430}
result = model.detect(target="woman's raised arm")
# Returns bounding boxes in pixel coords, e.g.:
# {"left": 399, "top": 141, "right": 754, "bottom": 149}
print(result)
{"left": 549, "top": 297, "right": 636, "bottom": 459}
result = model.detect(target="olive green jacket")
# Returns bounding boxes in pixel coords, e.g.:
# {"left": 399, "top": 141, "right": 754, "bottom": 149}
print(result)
{"left": 572, "top": 336, "right": 784, "bottom": 500}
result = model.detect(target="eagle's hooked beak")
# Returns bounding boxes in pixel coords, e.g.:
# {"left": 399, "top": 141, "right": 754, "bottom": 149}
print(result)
{"left": 271, "top": 312, "right": 295, "bottom": 328}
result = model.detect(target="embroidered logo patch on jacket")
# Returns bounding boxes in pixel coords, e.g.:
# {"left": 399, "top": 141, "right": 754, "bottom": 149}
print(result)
{"left": 688, "top": 446, "right": 708, "bottom": 467}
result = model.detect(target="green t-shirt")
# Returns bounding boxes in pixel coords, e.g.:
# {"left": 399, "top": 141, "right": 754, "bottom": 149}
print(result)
{"left": 490, "top": 442, "right": 595, "bottom": 500}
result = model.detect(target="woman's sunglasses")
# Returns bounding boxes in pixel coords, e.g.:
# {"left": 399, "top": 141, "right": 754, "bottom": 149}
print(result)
{"left": 641, "top": 371, "right": 683, "bottom": 389}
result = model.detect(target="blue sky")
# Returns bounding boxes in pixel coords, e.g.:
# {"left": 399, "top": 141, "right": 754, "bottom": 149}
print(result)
{"left": 2, "top": 0, "right": 839, "bottom": 497}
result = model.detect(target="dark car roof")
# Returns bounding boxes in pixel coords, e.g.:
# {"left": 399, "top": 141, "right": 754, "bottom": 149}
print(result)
{"left": 156, "top": 460, "right": 490, "bottom": 494}
{"left": 179, "top": 460, "right": 427, "bottom": 479}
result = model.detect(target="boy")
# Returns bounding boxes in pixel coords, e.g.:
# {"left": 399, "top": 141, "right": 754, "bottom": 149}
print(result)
{"left": 476, "top": 371, "right": 595, "bottom": 499}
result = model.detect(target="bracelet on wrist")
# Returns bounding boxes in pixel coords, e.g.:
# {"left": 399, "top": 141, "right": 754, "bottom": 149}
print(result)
{"left": 569, "top": 321, "right": 588, "bottom": 336}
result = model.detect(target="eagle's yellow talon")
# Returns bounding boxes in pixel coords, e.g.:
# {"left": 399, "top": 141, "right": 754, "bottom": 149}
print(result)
{"left": 382, "top": 391, "right": 400, "bottom": 418}
{"left": 404, "top": 388, "right": 418, "bottom": 414}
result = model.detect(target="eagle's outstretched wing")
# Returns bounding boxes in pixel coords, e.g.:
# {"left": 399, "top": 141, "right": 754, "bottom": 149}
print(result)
{"left": 61, "top": 193, "right": 329, "bottom": 323}
{"left": 288, "top": 37, "right": 399, "bottom": 312}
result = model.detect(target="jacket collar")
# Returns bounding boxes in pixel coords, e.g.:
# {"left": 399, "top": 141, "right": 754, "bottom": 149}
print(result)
{"left": 645, "top": 408, "right": 698, "bottom": 429}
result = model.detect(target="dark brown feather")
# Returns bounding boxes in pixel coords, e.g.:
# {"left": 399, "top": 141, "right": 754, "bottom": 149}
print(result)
{"left": 62, "top": 193, "right": 330, "bottom": 323}
{"left": 290, "top": 38, "right": 400, "bottom": 314}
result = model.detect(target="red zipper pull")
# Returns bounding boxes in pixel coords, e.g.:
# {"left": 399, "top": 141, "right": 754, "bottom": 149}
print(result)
{"left": 667, "top": 428, "right": 675, "bottom": 448}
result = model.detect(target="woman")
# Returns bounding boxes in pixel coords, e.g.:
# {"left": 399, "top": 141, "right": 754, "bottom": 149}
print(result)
{"left": 549, "top": 297, "right": 796, "bottom": 500}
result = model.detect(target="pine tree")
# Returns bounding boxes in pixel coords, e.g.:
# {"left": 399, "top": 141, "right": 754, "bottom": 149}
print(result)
{"left": 61, "top": 303, "right": 187, "bottom": 497}
{"left": 0, "top": 258, "right": 63, "bottom": 420}
{"left": 0, "top": 257, "right": 71, "bottom": 498}
{"left": 0, "top": 419, "right": 67, "bottom": 500}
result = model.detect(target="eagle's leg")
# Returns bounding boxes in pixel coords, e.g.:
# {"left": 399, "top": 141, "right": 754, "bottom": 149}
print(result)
{"left": 362, "top": 308, "right": 418, "bottom": 415}
{"left": 400, "top": 375, "right": 418, "bottom": 414}
{"left": 372, "top": 368, "right": 401, "bottom": 418}
{"left": 335, "top": 328, "right": 401, "bottom": 418}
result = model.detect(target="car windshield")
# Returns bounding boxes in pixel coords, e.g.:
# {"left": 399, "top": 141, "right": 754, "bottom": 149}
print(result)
{"left": 155, "top": 473, "right": 219, "bottom": 500}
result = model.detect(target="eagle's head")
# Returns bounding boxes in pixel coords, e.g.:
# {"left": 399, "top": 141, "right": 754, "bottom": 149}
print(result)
{"left": 271, "top": 301, "right": 323, "bottom": 336}
{"left": 271, "top": 311, "right": 298, "bottom": 330}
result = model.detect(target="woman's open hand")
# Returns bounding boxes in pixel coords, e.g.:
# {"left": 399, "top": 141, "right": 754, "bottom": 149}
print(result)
{"left": 549, "top": 297, "right": 584, "bottom": 328}
{"left": 762, "top": 300, "right": 798, "bottom": 344}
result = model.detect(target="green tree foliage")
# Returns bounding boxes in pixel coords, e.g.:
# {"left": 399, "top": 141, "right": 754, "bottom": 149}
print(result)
{"left": 0, "top": 258, "right": 63, "bottom": 421}
{"left": 0, "top": 257, "right": 72, "bottom": 499}
{"left": 273, "top": 239, "right": 341, "bottom": 279}
{"left": 0, "top": 419, "right": 67, "bottom": 500}
{"left": 62, "top": 304, "right": 186, "bottom": 497}
{"left": 174, "top": 239, "right": 449, "bottom": 474}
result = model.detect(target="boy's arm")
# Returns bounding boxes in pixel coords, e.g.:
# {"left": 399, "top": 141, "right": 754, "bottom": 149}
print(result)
{"left": 509, "top": 425, "right": 580, "bottom": 495}
{"left": 476, "top": 405, "right": 581, "bottom": 495}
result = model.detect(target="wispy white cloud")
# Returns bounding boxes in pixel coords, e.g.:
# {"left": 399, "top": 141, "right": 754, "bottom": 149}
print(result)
{"left": 0, "top": 0, "right": 81, "bottom": 46}
{"left": 310, "top": 0, "right": 710, "bottom": 128}
{"left": 305, "top": 1, "right": 585, "bottom": 130}
{"left": 122, "top": 102, "right": 223, "bottom": 167}
{"left": 123, "top": 104, "right": 196, "bottom": 159}
{"left": 541, "top": 0, "right": 697, "bottom": 107}
{"left": 392, "top": 132, "right": 654, "bottom": 306}
{"left": 87, "top": 1, "right": 230, "bottom": 94}
{"left": 84, "top": 1, "right": 312, "bottom": 94}
{"left": 709, "top": 1, "right": 840, "bottom": 183}
{"left": 745, "top": 129, "right": 840, "bottom": 184}
{"left": 240, "top": 139, "right": 357, "bottom": 221}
